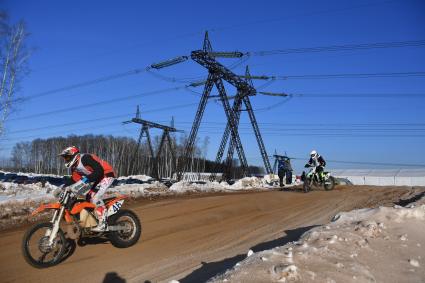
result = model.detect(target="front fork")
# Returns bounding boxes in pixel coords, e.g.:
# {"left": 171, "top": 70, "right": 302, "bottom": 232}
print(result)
{"left": 46, "top": 193, "right": 69, "bottom": 246}
{"left": 47, "top": 207, "right": 65, "bottom": 246}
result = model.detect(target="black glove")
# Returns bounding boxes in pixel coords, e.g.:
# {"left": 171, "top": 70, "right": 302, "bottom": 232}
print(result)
{"left": 304, "top": 164, "right": 309, "bottom": 168}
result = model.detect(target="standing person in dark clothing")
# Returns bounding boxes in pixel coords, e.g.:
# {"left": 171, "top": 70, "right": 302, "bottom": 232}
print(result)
{"left": 284, "top": 157, "right": 293, "bottom": 185}
{"left": 277, "top": 158, "right": 285, "bottom": 187}
{"left": 277, "top": 156, "right": 293, "bottom": 187}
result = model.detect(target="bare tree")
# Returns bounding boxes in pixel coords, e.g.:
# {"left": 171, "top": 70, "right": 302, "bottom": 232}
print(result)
{"left": 0, "top": 11, "right": 30, "bottom": 136}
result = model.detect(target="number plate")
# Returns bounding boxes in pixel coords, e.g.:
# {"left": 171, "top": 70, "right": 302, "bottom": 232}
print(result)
{"left": 108, "top": 200, "right": 124, "bottom": 216}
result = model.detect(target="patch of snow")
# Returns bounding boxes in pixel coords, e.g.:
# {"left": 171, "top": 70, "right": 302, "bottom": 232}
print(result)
{"left": 409, "top": 259, "right": 420, "bottom": 267}
{"left": 209, "top": 197, "right": 425, "bottom": 283}
{"left": 117, "top": 174, "right": 153, "bottom": 182}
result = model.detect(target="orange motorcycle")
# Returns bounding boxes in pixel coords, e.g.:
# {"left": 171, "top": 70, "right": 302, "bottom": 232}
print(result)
{"left": 22, "top": 188, "right": 141, "bottom": 268}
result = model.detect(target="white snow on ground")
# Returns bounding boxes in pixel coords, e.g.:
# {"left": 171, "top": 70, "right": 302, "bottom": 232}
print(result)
{"left": 169, "top": 177, "right": 279, "bottom": 193}
{"left": 109, "top": 181, "right": 168, "bottom": 198}
{"left": 117, "top": 174, "right": 153, "bottom": 182}
{"left": 208, "top": 199, "right": 425, "bottom": 283}
{"left": 0, "top": 182, "right": 56, "bottom": 204}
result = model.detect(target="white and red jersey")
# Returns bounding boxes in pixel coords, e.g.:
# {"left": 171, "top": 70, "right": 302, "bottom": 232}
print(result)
{"left": 71, "top": 153, "right": 115, "bottom": 184}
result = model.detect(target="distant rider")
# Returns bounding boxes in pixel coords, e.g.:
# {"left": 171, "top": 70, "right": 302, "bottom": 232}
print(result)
{"left": 305, "top": 150, "right": 326, "bottom": 181}
{"left": 58, "top": 146, "right": 116, "bottom": 231}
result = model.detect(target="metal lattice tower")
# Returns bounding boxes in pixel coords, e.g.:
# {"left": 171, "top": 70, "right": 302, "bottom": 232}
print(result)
{"left": 176, "top": 31, "right": 272, "bottom": 180}
{"left": 124, "top": 107, "right": 180, "bottom": 179}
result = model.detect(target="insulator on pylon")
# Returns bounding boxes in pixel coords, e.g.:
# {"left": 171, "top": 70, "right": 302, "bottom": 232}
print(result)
{"left": 187, "top": 80, "right": 207, "bottom": 87}
{"left": 259, "top": 91, "right": 289, "bottom": 97}
{"left": 208, "top": 51, "right": 244, "bottom": 58}
{"left": 240, "top": 75, "right": 271, "bottom": 80}
{"left": 150, "top": 56, "right": 189, "bottom": 69}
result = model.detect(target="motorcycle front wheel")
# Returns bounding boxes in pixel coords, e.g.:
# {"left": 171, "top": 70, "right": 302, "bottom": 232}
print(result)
{"left": 324, "top": 176, "right": 335, "bottom": 191}
{"left": 22, "top": 222, "right": 67, "bottom": 268}
{"left": 303, "top": 178, "right": 312, "bottom": 193}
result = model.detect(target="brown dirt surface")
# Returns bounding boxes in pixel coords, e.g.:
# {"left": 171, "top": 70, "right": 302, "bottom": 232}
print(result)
{"left": 0, "top": 185, "right": 423, "bottom": 283}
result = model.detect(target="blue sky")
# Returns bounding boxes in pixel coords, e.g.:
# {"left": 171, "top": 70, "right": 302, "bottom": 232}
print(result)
{"left": 1, "top": 0, "right": 425, "bottom": 172}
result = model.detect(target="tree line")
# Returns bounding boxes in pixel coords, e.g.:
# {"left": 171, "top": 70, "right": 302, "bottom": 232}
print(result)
{"left": 7, "top": 134, "right": 264, "bottom": 179}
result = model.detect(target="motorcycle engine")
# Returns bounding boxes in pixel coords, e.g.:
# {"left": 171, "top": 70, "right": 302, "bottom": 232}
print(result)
{"left": 64, "top": 223, "right": 81, "bottom": 240}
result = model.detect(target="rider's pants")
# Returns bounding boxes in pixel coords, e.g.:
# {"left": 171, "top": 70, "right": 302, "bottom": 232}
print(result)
{"left": 316, "top": 166, "right": 324, "bottom": 179}
{"left": 88, "top": 177, "right": 115, "bottom": 207}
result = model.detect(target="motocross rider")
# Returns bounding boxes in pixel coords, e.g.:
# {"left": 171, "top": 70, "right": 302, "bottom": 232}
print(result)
{"left": 305, "top": 150, "right": 326, "bottom": 181}
{"left": 58, "top": 146, "right": 116, "bottom": 232}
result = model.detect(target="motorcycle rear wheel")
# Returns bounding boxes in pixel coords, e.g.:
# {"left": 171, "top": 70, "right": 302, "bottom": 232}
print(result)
{"left": 22, "top": 222, "right": 67, "bottom": 268}
{"left": 108, "top": 209, "right": 141, "bottom": 248}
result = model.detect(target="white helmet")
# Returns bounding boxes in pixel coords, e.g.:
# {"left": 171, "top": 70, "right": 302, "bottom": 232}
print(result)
{"left": 58, "top": 146, "right": 80, "bottom": 168}
{"left": 310, "top": 150, "right": 317, "bottom": 158}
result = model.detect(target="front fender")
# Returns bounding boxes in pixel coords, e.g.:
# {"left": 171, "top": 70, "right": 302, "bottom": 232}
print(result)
{"left": 31, "top": 203, "right": 61, "bottom": 216}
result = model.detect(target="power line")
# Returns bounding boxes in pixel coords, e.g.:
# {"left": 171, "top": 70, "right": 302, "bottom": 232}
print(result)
{"left": 21, "top": 84, "right": 425, "bottom": 123}
{"left": 285, "top": 93, "right": 425, "bottom": 98}
{"left": 1, "top": 102, "right": 199, "bottom": 141}
{"left": 3, "top": 126, "right": 425, "bottom": 152}
{"left": 23, "top": 68, "right": 147, "bottom": 101}
{"left": 8, "top": 86, "right": 188, "bottom": 122}
{"left": 255, "top": 71, "right": 425, "bottom": 80}
{"left": 250, "top": 40, "right": 425, "bottom": 56}
{"left": 5, "top": 118, "right": 425, "bottom": 138}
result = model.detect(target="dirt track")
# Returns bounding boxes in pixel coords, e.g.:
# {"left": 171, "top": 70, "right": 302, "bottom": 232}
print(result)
{"left": 0, "top": 186, "right": 422, "bottom": 283}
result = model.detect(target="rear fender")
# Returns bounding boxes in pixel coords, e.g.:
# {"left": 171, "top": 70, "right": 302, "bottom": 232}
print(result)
{"left": 107, "top": 198, "right": 126, "bottom": 217}
{"left": 106, "top": 195, "right": 128, "bottom": 208}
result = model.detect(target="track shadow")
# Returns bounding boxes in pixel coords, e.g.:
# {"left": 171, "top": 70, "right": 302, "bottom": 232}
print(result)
{"left": 59, "top": 236, "right": 110, "bottom": 264}
{"left": 103, "top": 272, "right": 126, "bottom": 283}
{"left": 59, "top": 238, "right": 77, "bottom": 264}
{"left": 179, "top": 225, "right": 318, "bottom": 283}
{"left": 77, "top": 236, "right": 110, "bottom": 246}
{"left": 278, "top": 187, "right": 304, "bottom": 193}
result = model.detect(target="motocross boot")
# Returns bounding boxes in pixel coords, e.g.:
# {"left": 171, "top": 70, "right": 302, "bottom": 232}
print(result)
{"left": 92, "top": 206, "right": 107, "bottom": 232}
{"left": 319, "top": 172, "right": 325, "bottom": 183}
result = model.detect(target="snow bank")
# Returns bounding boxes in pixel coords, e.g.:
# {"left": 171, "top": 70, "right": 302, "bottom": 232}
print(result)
{"left": 169, "top": 177, "right": 271, "bottom": 193}
{"left": 169, "top": 181, "right": 225, "bottom": 193}
{"left": 0, "top": 182, "right": 56, "bottom": 204}
{"left": 109, "top": 181, "right": 168, "bottom": 198}
{"left": 209, "top": 199, "right": 425, "bottom": 283}
{"left": 117, "top": 174, "right": 153, "bottom": 182}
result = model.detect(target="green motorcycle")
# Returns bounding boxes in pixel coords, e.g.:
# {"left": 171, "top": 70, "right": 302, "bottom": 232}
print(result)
{"left": 302, "top": 165, "right": 335, "bottom": 193}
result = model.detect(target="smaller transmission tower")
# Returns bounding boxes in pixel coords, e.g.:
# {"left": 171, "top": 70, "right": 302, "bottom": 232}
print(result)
{"left": 124, "top": 106, "right": 180, "bottom": 179}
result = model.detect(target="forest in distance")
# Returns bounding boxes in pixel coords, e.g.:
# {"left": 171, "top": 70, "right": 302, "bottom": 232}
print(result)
{"left": 6, "top": 134, "right": 264, "bottom": 178}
